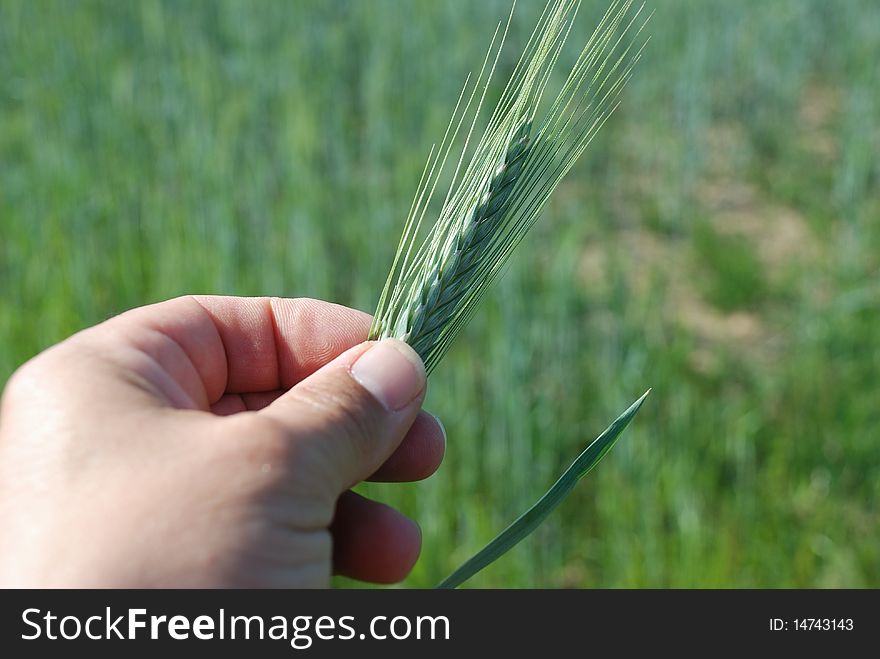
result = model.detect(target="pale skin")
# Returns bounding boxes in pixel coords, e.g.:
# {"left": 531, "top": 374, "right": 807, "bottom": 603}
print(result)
{"left": 0, "top": 296, "right": 446, "bottom": 587}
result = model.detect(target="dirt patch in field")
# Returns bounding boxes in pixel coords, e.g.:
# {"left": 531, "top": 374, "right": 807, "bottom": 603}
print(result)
{"left": 704, "top": 121, "right": 751, "bottom": 178}
{"left": 579, "top": 226, "right": 770, "bottom": 367}
{"left": 579, "top": 97, "right": 837, "bottom": 370}
{"left": 679, "top": 303, "right": 764, "bottom": 347}
{"left": 698, "top": 106, "right": 825, "bottom": 277}
{"left": 798, "top": 82, "right": 840, "bottom": 163}
{"left": 698, "top": 177, "right": 821, "bottom": 275}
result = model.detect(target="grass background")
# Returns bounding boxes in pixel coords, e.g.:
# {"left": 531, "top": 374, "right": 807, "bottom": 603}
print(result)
{"left": 1, "top": 0, "right": 878, "bottom": 587}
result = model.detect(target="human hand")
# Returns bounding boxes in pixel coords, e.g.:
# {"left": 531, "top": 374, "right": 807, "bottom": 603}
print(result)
{"left": 0, "top": 296, "right": 445, "bottom": 587}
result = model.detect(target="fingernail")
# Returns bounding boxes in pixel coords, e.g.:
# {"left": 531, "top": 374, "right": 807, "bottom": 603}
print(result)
{"left": 351, "top": 339, "right": 426, "bottom": 411}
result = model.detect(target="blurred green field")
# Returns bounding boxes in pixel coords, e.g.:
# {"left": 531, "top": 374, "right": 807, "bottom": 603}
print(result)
{"left": 1, "top": 0, "right": 878, "bottom": 587}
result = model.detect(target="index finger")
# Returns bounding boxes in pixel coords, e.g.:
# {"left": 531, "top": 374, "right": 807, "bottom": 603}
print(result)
{"left": 110, "top": 295, "right": 372, "bottom": 404}
{"left": 193, "top": 296, "right": 373, "bottom": 396}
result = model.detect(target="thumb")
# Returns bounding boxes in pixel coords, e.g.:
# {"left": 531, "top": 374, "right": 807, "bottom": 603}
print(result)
{"left": 259, "top": 338, "right": 427, "bottom": 495}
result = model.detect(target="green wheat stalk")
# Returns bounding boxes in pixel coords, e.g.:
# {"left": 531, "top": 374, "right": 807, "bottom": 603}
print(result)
{"left": 370, "top": 0, "right": 652, "bottom": 587}
{"left": 371, "top": 0, "right": 650, "bottom": 372}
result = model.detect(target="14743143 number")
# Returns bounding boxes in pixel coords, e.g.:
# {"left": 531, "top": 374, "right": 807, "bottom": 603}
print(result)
{"left": 792, "top": 619, "right": 854, "bottom": 631}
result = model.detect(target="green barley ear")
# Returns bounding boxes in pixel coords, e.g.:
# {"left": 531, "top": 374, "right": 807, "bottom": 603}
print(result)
{"left": 370, "top": 0, "right": 651, "bottom": 373}
{"left": 370, "top": 0, "right": 651, "bottom": 588}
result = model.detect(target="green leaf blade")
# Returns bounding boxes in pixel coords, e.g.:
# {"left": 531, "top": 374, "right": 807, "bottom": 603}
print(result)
{"left": 436, "top": 389, "right": 651, "bottom": 589}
